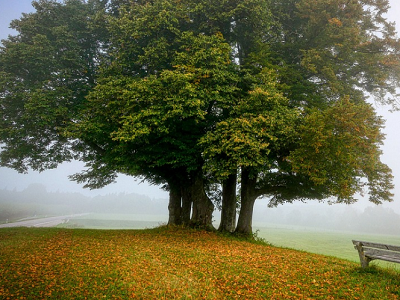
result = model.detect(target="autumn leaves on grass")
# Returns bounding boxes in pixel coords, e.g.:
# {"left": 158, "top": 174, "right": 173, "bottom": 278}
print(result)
{"left": 0, "top": 227, "right": 399, "bottom": 299}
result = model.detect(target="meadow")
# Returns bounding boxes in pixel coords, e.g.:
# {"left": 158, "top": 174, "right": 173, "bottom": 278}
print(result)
{"left": 255, "top": 224, "right": 400, "bottom": 269}
{"left": 59, "top": 213, "right": 400, "bottom": 268}
{"left": 58, "top": 213, "right": 168, "bottom": 230}
{"left": 1, "top": 226, "right": 400, "bottom": 299}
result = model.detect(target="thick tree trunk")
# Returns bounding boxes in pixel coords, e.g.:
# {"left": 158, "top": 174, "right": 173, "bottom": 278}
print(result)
{"left": 219, "top": 173, "right": 237, "bottom": 233}
{"left": 167, "top": 182, "right": 182, "bottom": 226}
{"left": 189, "top": 172, "right": 214, "bottom": 229}
{"left": 235, "top": 167, "right": 258, "bottom": 236}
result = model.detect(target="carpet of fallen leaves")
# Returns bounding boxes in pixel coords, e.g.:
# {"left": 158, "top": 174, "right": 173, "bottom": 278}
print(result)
{"left": 0, "top": 226, "right": 399, "bottom": 299}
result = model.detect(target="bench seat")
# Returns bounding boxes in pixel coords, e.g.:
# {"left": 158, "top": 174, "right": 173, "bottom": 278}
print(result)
{"left": 352, "top": 240, "right": 400, "bottom": 268}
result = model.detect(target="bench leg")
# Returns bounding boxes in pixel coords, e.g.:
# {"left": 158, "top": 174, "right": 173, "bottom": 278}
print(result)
{"left": 354, "top": 242, "right": 372, "bottom": 268}
{"left": 358, "top": 254, "right": 372, "bottom": 268}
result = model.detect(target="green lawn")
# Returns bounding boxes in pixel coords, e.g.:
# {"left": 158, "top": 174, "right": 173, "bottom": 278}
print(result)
{"left": 255, "top": 224, "right": 400, "bottom": 269}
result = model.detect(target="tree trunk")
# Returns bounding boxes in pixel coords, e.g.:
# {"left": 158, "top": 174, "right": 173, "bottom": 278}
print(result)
{"left": 189, "top": 171, "right": 214, "bottom": 229}
{"left": 235, "top": 167, "right": 258, "bottom": 236}
{"left": 167, "top": 182, "right": 182, "bottom": 226}
{"left": 219, "top": 173, "right": 237, "bottom": 233}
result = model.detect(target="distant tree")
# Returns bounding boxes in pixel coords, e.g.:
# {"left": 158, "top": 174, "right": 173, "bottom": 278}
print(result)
{"left": 1, "top": 0, "right": 399, "bottom": 235}
{"left": 359, "top": 206, "right": 400, "bottom": 235}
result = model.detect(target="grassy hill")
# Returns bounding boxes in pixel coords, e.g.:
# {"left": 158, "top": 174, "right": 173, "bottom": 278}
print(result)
{"left": 1, "top": 226, "right": 399, "bottom": 299}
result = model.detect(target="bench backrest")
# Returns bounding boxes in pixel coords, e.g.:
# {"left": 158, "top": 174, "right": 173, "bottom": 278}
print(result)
{"left": 352, "top": 240, "right": 400, "bottom": 265}
{"left": 352, "top": 240, "right": 400, "bottom": 252}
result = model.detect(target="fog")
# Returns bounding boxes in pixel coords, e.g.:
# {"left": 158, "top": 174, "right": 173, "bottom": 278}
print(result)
{"left": 0, "top": 0, "right": 400, "bottom": 234}
{"left": 0, "top": 183, "right": 169, "bottom": 227}
{"left": 1, "top": 183, "right": 400, "bottom": 236}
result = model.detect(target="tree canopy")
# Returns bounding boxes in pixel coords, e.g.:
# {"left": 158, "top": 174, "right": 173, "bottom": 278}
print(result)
{"left": 1, "top": 0, "right": 399, "bottom": 234}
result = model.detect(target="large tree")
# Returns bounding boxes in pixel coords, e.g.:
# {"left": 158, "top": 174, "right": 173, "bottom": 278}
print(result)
{"left": 1, "top": 0, "right": 399, "bottom": 234}
{"left": 71, "top": 31, "right": 240, "bottom": 227}
{"left": 67, "top": 0, "right": 273, "bottom": 228}
{"left": 202, "top": 0, "right": 400, "bottom": 234}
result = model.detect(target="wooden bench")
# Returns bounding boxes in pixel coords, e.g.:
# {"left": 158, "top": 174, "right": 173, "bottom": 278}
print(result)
{"left": 352, "top": 240, "right": 400, "bottom": 268}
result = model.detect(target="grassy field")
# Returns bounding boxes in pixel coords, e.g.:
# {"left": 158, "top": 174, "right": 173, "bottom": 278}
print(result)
{"left": 58, "top": 213, "right": 168, "bottom": 230}
{"left": 1, "top": 226, "right": 400, "bottom": 299}
{"left": 255, "top": 224, "right": 400, "bottom": 269}
{"left": 59, "top": 213, "right": 400, "bottom": 269}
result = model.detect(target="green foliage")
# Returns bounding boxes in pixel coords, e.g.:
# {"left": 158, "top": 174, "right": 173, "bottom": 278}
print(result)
{"left": 201, "top": 72, "right": 299, "bottom": 179}
{"left": 0, "top": 0, "right": 109, "bottom": 172}
{"left": 69, "top": 31, "right": 240, "bottom": 188}
{"left": 289, "top": 97, "right": 394, "bottom": 204}
{"left": 270, "top": 0, "right": 400, "bottom": 106}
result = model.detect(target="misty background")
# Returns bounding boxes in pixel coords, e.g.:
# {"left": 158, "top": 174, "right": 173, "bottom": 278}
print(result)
{"left": 1, "top": 183, "right": 400, "bottom": 235}
{"left": 0, "top": 0, "right": 400, "bottom": 233}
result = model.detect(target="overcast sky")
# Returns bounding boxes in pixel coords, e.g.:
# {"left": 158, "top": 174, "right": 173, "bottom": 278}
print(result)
{"left": 0, "top": 0, "right": 399, "bottom": 211}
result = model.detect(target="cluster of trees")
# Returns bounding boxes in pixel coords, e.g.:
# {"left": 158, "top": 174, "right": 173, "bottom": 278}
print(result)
{"left": 1, "top": 0, "right": 399, "bottom": 235}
